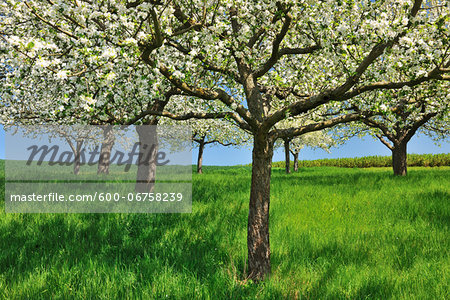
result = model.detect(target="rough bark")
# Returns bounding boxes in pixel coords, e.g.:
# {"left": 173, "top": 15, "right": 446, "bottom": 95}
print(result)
{"left": 293, "top": 152, "right": 299, "bottom": 172}
{"left": 197, "top": 137, "right": 205, "bottom": 174}
{"left": 247, "top": 134, "right": 273, "bottom": 281}
{"left": 392, "top": 142, "right": 407, "bottom": 176}
{"left": 135, "top": 126, "right": 158, "bottom": 192}
{"left": 73, "top": 140, "right": 83, "bottom": 175}
{"left": 284, "top": 138, "right": 290, "bottom": 174}
{"left": 97, "top": 125, "right": 115, "bottom": 175}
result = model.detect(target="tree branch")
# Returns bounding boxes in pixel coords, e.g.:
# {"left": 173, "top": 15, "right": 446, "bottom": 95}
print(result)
{"left": 252, "top": 3, "right": 321, "bottom": 78}
{"left": 403, "top": 112, "right": 437, "bottom": 142}
{"left": 362, "top": 118, "right": 397, "bottom": 144}
{"left": 340, "top": 63, "right": 450, "bottom": 100}
{"left": 139, "top": 110, "right": 237, "bottom": 121}
{"left": 158, "top": 64, "right": 254, "bottom": 129}
{"left": 332, "top": 0, "right": 423, "bottom": 96}
{"left": 139, "top": 6, "right": 164, "bottom": 65}
{"left": 274, "top": 113, "right": 363, "bottom": 140}
{"left": 205, "top": 140, "right": 238, "bottom": 147}
{"left": 165, "top": 38, "right": 241, "bottom": 82}
{"left": 375, "top": 134, "right": 394, "bottom": 150}
{"left": 266, "top": 55, "right": 447, "bottom": 130}
{"left": 254, "top": 44, "right": 321, "bottom": 78}
{"left": 24, "top": 2, "right": 77, "bottom": 40}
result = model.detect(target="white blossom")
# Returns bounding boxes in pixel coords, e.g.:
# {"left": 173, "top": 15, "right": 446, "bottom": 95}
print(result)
{"left": 100, "top": 48, "right": 117, "bottom": 59}
{"left": 56, "top": 70, "right": 68, "bottom": 80}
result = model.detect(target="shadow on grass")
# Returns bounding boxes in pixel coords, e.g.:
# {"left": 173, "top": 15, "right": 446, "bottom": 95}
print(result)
{"left": 0, "top": 204, "right": 246, "bottom": 295}
{"left": 412, "top": 190, "right": 450, "bottom": 228}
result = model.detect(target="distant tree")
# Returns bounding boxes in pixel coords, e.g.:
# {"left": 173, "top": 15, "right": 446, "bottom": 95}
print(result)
{"left": 275, "top": 117, "right": 334, "bottom": 173}
{"left": 161, "top": 97, "right": 250, "bottom": 173}
{"left": 355, "top": 83, "right": 449, "bottom": 175}
{"left": 97, "top": 125, "right": 116, "bottom": 175}
{"left": 191, "top": 120, "right": 249, "bottom": 174}
{"left": 286, "top": 132, "right": 334, "bottom": 173}
{"left": 8, "top": 125, "right": 103, "bottom": 175}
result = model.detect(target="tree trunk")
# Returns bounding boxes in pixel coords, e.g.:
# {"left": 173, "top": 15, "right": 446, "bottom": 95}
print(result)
{"left": 73, "top": 156, "right": 81, "bottom": 175}
{"left": 197, "top": 137, "right": 205, "bottom": 174}
{"left": 247, "top": 135, "right": 273, "bottom": 281}
{"left": 73, "top": 140, "right": 83, "bottom": 175}
{"left": 97, "top": 125, "right": 115, "bottom": 175}
{"left": 284, "top": 138, "right": 290, "bottom": 174}
{"left": 135, "top": 126, "right": 158, "bottom": 192}
{"left": 392, "top": 142, "right": 407, "bottom": 176}
{"left": 293, "top": 152, "right": 299, "bottom": 172}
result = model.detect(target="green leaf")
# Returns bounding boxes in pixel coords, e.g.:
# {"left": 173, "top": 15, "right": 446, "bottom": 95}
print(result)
{"left": 25, "top": 41, "right": 35, "bottom": 50}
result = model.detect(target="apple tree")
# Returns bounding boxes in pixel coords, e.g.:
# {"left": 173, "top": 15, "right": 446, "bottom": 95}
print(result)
{"left": 1, "top": 0, "right": 449, "bottom": 280}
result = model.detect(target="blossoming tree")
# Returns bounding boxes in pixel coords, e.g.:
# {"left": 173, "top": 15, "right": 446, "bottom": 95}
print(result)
{"left": 161, "top": 97, "right": 250, "bottom": 173}
{"left": 1, "top": 0, "right": 449, "bottom": 280}
{"left": 280, "top": 131, "right": 334, "bottom": 173}
{"left": 353, "top": 82, "right": 449, "bottom": 175}
{"left": 275, "top": 116, "right": 335, "bottom": 173}
{"left": 0, "top": 3, "right": 183, "bottom": 187}
{"left": 190, "top": 119, "right": 250, "bottom": 174}
{"left": 6, "top": 124, "right": 103, "bottom": 174}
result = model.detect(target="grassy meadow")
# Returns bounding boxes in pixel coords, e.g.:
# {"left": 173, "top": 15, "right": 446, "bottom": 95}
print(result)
{"left": 0, "top": 161, "right": 449, "bottom": 299}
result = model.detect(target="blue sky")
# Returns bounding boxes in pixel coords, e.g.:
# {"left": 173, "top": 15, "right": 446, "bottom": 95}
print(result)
{"left": 193, "top": 134, "right": 449, "bottom": 166}
{"left": 2, "top": 125, "right": 448, "bottom": 165}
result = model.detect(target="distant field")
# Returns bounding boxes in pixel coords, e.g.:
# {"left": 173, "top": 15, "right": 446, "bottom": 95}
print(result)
{"left": 271, "top": 153, "right": 450, "bottom": 168}
{"left": 0, "top": 162, "right": 449, "bottom": 299}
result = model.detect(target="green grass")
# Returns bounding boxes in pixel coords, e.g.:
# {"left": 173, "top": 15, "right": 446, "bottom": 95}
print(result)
{"left": 0, "top": 162, "right": 449, "bottom": 299}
